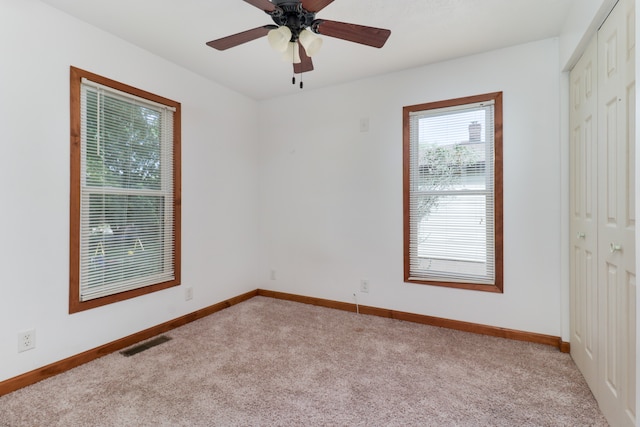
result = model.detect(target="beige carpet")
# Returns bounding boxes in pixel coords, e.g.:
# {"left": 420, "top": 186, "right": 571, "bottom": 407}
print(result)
{"left": 0, "top": 296, "right": 607, "bottom": 426}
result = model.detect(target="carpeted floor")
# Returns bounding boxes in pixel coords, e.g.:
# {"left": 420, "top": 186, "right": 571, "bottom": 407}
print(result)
{"left": 0, "top": 296, "right": 607, "bottom": 426}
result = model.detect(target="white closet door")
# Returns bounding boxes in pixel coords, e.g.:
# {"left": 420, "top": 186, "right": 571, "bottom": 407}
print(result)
{"left": 597, "top": 0, "right": 636, "bottom": 424}
{"left": 570, "top": 36, "right": 599, "bottom": 393}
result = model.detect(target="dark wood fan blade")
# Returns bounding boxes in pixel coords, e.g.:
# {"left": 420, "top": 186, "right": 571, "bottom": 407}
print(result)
{"left": 301, "top": 0, "right": 334, "bottom": 12}
{"left": 206, "top": 25, "right": 276, "bottom": 50}
{"left": 313, "top": 20, "right": 391, "bottom": 48}
{"left": 243, "top": 0, "right": 276, "bottom": 12}
{"left": 294, "top": 43, "right": 314, "bottom": 73}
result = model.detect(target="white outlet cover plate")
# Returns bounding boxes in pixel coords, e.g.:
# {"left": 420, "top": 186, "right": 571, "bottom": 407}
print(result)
{"left": 18, "top": 329, "right": 36, "bottom": 352}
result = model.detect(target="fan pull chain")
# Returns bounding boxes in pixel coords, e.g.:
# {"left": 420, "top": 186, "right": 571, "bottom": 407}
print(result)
{"left": 291, "top": 44, "right": 296, "bottom": 86}
{"left": 291, "top": 74, "right": 303, "bottom": 89}
{"left": 289, "top": 42, "right": 303, "bottom": 89}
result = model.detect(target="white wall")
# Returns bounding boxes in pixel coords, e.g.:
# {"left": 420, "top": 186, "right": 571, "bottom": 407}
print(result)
{"left": 257, "top": 38, "right": 563, "bottom": 337}
{"left": 0, "top": 0, "right": 260, "bottom": 381}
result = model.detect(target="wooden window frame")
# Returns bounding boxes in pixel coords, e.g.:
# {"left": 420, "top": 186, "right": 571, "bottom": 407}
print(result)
{"left": 69, "top": 66, "right": 182, "bottom": 313}
{"left": 403, "top": 92, "right": 503, "bottom": 293}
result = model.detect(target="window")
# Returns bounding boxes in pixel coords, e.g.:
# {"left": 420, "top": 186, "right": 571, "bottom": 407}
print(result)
{"left": 403, "top": 92, "right": 502, "bottom": 292}
{"left": 69, "top": 67, "right": 181, "bottom": 313}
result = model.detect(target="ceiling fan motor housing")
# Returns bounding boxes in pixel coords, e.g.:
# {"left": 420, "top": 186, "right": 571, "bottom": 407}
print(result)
{"left": 269, "top": 0, "right": 316, "bottom": 40}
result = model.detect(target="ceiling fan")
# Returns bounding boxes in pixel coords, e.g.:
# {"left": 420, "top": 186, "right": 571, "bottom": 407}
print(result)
{"left": 206, "top": 0, "right": 391, "bottom": 86}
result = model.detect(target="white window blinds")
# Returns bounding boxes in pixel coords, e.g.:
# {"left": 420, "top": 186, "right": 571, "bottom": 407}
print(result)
{"left": 79, "top": 79, "right": 176, "bottom": 301}
{"left": 408, "top": 100, "right": 496, "bottom": 285}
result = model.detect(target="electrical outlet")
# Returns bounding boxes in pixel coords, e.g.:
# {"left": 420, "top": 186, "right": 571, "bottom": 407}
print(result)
{"left": 360, "top": 279, "right": 369, "bottom": 293}
{"left": 185, "top": 287, "right": 193, "bottom": 301}
{"left": 270, "top": 269, "right": 276, "bottom": 280}
{"left": 18, "top": 329, "right": 36, "bottom": 353}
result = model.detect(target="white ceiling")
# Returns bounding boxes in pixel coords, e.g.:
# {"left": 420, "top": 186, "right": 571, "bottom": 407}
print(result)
{"left": 40, "top": 0, "right": 575, "bottom": 100}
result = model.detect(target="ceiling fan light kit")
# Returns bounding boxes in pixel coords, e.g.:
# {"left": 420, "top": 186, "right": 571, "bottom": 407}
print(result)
{"left": 298, "top": 28, "right": 322, "bottom": 56}
{"left": 206, "top": 0, "right": 391, "bottom": 88}
{"left": 267, "top": 25, "right": 292, "bottom": 52}
{"left": 282, "top": 41, "right": 302, "bottom": 63}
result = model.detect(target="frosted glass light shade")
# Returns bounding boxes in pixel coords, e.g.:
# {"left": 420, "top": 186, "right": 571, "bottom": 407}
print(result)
{"left": 282, "top": 42, "right": 301, "bottom": 63}
{"left": 268, "top": 26, "right": 292, "bottom": 53}
{"left": 299, "top": 29, "right": 322, "bottom": 56}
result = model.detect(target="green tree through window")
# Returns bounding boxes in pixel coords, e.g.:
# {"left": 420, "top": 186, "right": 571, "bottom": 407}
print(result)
{"left": 403, "top": 92, "right": 503, "bottom": 292}
{"left": 69, "top": 67, "right": 181, "bottom": 313}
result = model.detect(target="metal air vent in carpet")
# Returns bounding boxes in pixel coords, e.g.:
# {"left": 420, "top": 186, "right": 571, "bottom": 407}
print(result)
{"left": 120, "top": 335, "right": 172, "bottom": 357}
